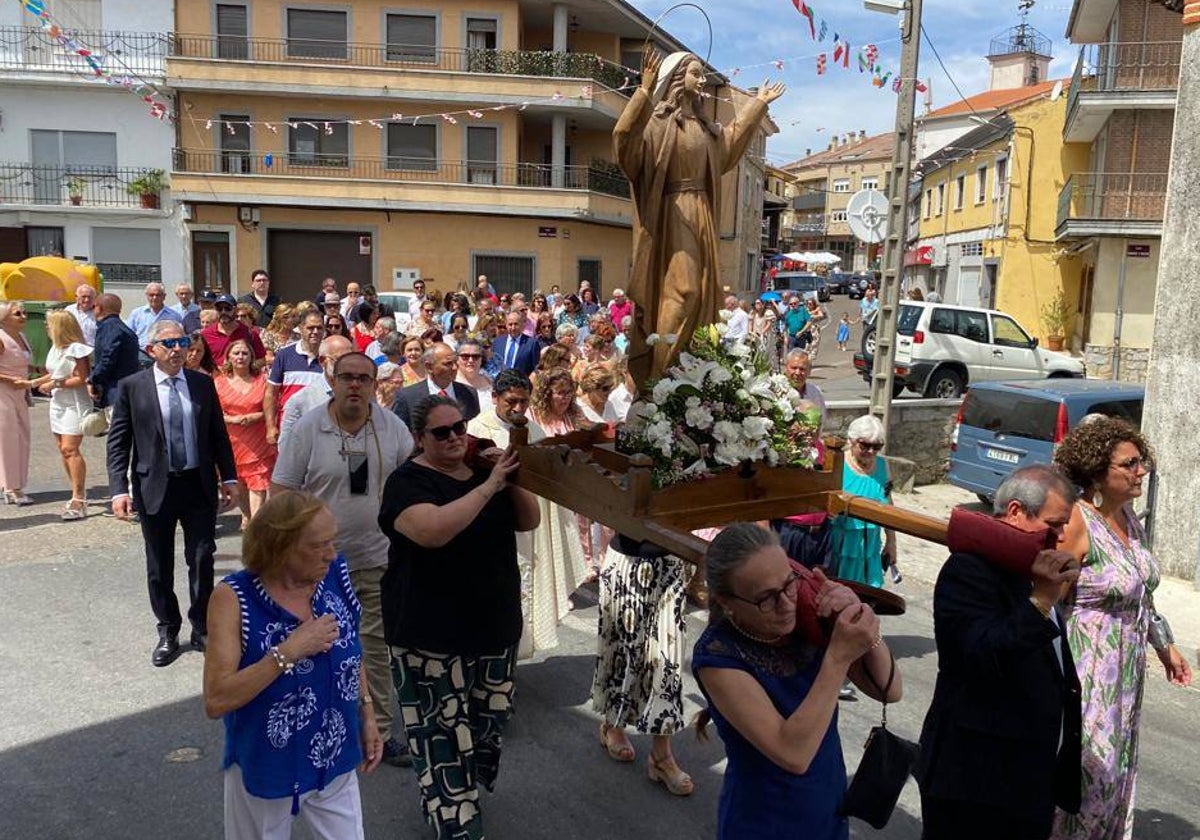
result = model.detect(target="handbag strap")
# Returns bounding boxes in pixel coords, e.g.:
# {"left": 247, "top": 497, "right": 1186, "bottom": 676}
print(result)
{"left": 860, "top": 648, "right": 896, "bottom": 727}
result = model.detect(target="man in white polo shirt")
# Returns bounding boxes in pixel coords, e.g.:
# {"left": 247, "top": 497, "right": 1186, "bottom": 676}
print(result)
{"left": 270, "top": 351, "right": 415, "bottom": 769}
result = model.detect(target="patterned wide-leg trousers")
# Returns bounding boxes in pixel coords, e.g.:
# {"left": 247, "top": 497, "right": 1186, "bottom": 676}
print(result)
{"left": 390, "top": 645, "right": 518, "bottom": 840}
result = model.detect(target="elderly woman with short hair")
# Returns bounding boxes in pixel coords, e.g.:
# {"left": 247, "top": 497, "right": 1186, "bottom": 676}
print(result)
{"left": 455, "top": 338, "right": 492, "bottom": 403}
{"left": 379, "top": 395, "right": 539, "bottom": 839}
{"left": 828, "top": 415, "right": 896, "bottom": 589}
{"left": 204, "top": 490, "right": 381, "bottom": 838}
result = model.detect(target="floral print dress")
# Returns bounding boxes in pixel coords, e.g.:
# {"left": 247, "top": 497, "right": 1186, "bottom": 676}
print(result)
{"left": 1052, "top": 504, "right": 1158, "bottom": 840}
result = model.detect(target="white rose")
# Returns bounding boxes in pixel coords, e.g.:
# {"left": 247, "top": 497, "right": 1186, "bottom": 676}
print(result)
{"left": 712, "top": 420, "right": 742, "bottom": 445}
{"left": 652, "top": 378, "right": 680, "bottom": 405}
{"left": 685, "top": 400, "right": 715, "bottom": 431}
{"left": 708, "top": 366, "right": 733, "bottom": 385}
{"left": 742, "top": 416, "right": 774, "bottom": 440}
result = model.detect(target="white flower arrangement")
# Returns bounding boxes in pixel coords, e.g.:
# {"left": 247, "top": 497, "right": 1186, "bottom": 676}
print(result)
{"left": 618, "top": 325, "right": 824, "bottom": 487}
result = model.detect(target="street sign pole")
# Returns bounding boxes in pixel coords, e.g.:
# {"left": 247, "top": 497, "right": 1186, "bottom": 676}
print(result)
{"left": 869, "top": 0, "right": 924, "bottom": 435}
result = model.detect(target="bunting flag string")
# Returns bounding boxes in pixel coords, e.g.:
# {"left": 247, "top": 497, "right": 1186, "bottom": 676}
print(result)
{"left": 785, "top": 0, "right": 910, "bottom": 94}
{"left": 816, "top": 53, "right": 827, "bottom": 76}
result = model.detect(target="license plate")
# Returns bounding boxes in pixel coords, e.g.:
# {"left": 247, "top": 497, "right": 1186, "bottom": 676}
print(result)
{"left": 985, "top": 447, "right": 1020, "bottom": 465}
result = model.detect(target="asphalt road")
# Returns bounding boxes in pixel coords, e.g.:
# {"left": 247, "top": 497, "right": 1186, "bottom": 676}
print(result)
{"left": 2, "top": 404, "right": 1198, "bottom": 839}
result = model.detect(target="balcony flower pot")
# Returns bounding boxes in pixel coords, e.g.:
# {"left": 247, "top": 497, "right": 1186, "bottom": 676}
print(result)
{"left": 1040, "top": 289, "right": 1071, "bottom": 351}
{"left": 126, "top": 168, "right": 168, "bottom": 210}
{"left": 1045, "top": 335, "right": 1065, "bottom": 352}
{"left": 66, "top": 177, "right": 84, "bottom": 206}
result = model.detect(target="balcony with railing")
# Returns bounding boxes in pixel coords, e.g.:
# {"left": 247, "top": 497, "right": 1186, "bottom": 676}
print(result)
{"left": 167, "top": 36, "right": 630, "bottom": 115}
{"left": 0, "top": 163, "right": 165, "bottom": 210}
{"left": 1064, "top": 42, "right": 1181, "bottom": 142}
{"left": 170, "top": 149, "right": 632, "bottom": 222}
{"left": 0, "top": 26, "right": 167, "bottom": 79}
{"left": 1056, "top": 172, "right": 1168, "bottom": 239}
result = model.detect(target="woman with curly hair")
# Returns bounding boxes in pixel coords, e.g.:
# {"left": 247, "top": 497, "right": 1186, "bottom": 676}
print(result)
{"left": 531, "top": 369, "right": 606, "bottom": 575}
{"left": 1051, "top": 417, "right": 1191, "bottom": 840}
{"left": 260, "top": 303, "right": 297, "bottom": 363}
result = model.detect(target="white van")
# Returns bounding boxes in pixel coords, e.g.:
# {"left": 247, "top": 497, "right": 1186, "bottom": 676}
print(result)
{"left": 888, "top": 302, "right": 1084, "bottom": 398}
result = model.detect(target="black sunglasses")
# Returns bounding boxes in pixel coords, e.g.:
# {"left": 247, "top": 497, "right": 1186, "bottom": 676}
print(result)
{"left": 156, "top": 336, "right": 192, "bottom": 350}
{"left": 215, "top": 304, "right": 234, "bottom": 312}
{"left": 426, "top": 420, "right": 468, "bottom": 441}
{"left": 856, "top": 440, "right": 885, "bottom": 452}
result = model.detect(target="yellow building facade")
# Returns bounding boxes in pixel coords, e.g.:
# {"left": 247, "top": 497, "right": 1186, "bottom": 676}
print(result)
{"left": 913, "top": 92, "right": 1089, "bottom": 343}
{"left": 167, "top": 0, "right": 771, "bottom": 303}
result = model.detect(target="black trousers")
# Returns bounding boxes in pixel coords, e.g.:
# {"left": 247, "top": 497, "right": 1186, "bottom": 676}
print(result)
{"left": 922, "top": 795, "right": 1052, "bottom": 840}
{"left": 139, "top": 470, "right": 217, "bottom": 635}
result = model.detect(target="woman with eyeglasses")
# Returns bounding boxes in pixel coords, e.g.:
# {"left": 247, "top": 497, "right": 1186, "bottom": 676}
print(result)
{"left": 409, "top": 301, "right": 440, "bottom": 338}
{"left": 530, "top": 293, "right": 548, "bottom": 317}
{"left": 379, "top": 394, "right": 539, "bottom": 839}
{"left": 260, "top": 303, "right": 298, "bottom": 368}
{"left": 455, "top": 339, "right": 493, "bottom": 403}
{"left": 0, "top": 301, "right": 35, "bottom": 506}
{"left": 828, "top": 415, "right": 897, "bottom": 592}
{"left": 556, "top": 294, "right": 589, "bottom": 335}
{"left": 1049, "top": 418, "right": 1191, "bottom": 840}
{"left": 325, "top": 314, "right": 348, "bottom": 338}
{"left": 444, "top": 315, "right": 471, "bottom": 352}
{"left": 441, "top": 294, "right": 472, "bottom": 335}
{"left": 577, "top": 363, "right": 619, "bottom": 426}
{"left": 185, "top": 330, "right": 216, "bottom": 375}
{"left": 235, "top": 303, "right": 260, "bottom": 336}
{"left": 691, "top": 523, "right": 900, "bottom": 839}
{"left": 534, "top": 312, "right": 556, "bottom": 352}
{"left": 215, "top": 338, "right": 275, "bottom": 531}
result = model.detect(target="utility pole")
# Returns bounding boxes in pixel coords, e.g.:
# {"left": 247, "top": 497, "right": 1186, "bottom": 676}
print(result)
{"left": 869, "top": 0, "right": 924, "bottom": 433}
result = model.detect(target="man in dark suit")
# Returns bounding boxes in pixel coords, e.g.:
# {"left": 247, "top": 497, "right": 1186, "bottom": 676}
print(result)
{"left": 87, "top": 293, "right": 141, "bottom": 411}
{"left": 917, "top": 464, "right": 1083, "bottom": 840}
{"left": 491, "top": 311, "right": 540, "bottom": 376}
{"left": 107, "top": 320, "right": 239, "bottom": 666}
{"left": 392, "top": 342, "right": 479, "bottom": 430}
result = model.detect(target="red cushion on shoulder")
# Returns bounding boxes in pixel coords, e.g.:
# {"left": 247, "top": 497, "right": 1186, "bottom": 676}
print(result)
{"left": 945, "top": 507, "right": 1055, "bottom": 578}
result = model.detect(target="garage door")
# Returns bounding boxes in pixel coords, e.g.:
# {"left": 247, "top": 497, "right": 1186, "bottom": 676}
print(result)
{"left": 268, "top": 230, "right": 371, "bottom": 303}
{"left": 957, "top": 266, "right": 981, "bottom": 308}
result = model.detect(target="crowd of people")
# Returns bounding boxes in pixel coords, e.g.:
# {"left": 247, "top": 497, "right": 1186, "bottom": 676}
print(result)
{"left": 0, "top": 272, "right": 1191, "bottom": 840}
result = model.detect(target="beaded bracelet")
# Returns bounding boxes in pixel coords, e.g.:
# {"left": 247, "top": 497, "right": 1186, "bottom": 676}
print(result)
{"left": 269, "top": 645, "right": 294, "bottom": 675}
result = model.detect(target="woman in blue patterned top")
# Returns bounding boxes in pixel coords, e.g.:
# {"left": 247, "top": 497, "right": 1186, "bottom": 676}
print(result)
{"left": 691, "top": 523, "right": 902, "bottom": 840}
{"left": 204, "top": 490, "right": 382, "bottom": 839}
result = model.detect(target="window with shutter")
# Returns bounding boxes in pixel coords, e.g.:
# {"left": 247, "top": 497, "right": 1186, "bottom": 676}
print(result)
{"left": 386, "top": 14, "right": 436, "bottom": 62}
{"left": 474, "top": 254, "right": 535, "bottom": 297}
{"left": 287, "top": 9, "right": 347, "bottom": 60}
{"left": 386, "top": 124, "right": 438, "bottom": 171}
{"left": 466, "top": 126, "right": 498, "bottom": 184}
{"left": 288, "top": 120, "right": 349, "bottom": 167}
{"left": 466, "top": 18, "right": 497, "bottom": 50}
{"left": 216, "top": 4, "right": 249, "bottom": 60}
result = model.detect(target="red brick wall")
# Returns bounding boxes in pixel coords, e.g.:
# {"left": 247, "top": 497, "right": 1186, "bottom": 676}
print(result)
{"left": 1118, "top": 0, "right": 1183, "bottom": 41}
{"left": 1101, "top": 110, "right": 1174, "bottom": 174}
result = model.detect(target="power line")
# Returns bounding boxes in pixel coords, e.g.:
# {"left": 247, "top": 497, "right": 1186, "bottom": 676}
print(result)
{"left": 920, "top": 23, "right": 981, "bottom": 117}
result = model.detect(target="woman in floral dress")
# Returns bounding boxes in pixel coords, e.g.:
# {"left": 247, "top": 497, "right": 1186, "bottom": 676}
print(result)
{"left": 1052, "top": 418, "right": 1192, "bottom": 840}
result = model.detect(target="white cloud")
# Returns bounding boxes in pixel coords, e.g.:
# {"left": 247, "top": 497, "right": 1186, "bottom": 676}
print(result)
{"left": 626, "top": 0, "right": 1076, "bottom": 164}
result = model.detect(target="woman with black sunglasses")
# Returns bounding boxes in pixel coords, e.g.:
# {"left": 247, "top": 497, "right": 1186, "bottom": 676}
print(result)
{"left": 828, "top": 415, "right": 897, "bottom": 592}
{"left": 324, "top": 314, "right": 347, "bottom": 337}
{"left": 379, "top": 394, "right": 539, "bottom": 840}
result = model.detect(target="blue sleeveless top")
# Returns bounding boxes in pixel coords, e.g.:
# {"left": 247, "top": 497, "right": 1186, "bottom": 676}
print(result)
{"left": 221, "top": 554, "right": 363, "bottom": 806}
{"left": 692, "top": 621, "right": 848, "bottom": 840}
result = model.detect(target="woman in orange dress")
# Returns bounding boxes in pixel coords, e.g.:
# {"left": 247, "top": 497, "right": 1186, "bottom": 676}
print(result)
{"left": 214, "top": 338, "right": 275, "bottom": 529}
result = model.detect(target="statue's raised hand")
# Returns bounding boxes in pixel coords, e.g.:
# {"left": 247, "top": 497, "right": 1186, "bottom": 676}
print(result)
{"left": 758, "top": 80, "right": 787, "bottom": 105}
{"left": 641, "top": 46, "right": 662, "bottom": 94}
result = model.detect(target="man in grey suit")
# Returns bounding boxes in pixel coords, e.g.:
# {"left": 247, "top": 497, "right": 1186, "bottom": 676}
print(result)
{"left": 106, "top": 320, "right": 239, "bottom": 666}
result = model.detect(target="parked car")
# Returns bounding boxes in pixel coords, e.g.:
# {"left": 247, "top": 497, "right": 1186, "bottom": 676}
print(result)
{"left": 826, "top": 272, "right": 853, "bottom": 295}
{"left": 376, "top": 292, "right": 417, "bottom": 330}
{"left": 772, "top": 271, "right": 830, "bottom": 302}
{"left": 853, "top": 301, "right": 1084, "bottom": 398}
{"left": 949, "top": 379, "right": 1144, "bottom": 504}
{"left": 847, "top": 273, "right": 877, "bottom": 299}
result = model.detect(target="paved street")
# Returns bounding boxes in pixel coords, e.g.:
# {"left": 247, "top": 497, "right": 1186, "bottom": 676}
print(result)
{"left": 2, "top": 401, "right": 1198, "bottom": 839}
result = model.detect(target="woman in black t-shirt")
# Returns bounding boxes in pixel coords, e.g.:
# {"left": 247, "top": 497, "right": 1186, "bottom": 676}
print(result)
{"left": 378, "top": 394, "right": 539, "bottom": 840}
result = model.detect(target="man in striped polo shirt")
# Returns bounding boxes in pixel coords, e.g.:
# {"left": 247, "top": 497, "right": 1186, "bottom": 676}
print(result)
{"left": 264, "top": 309, "right": 325, "bottom": 445}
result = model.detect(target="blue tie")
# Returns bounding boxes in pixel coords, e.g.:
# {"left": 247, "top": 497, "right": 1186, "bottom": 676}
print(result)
{"left": 167, "top": 377, "right": 187, "bottom": 471}
{"left": 505, "top": 338, "right": 518, "bottom": 369}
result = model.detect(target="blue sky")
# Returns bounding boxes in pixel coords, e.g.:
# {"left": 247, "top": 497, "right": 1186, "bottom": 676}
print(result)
{"left": 625, "top": 0, "right": 1078, "bottom": 165}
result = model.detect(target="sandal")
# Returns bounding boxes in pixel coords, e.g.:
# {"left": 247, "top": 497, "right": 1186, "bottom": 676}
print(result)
{"left": 599, "top": 722, "right": 635, "bottom": 763}
{"left": 61, "top": 499, "right": 87, "bottom": 521}
{"left": 648, "top": 752, "right": 694, "bottom": 797}
{"left": 4, "top": 490, "right": 33, "bottom": 506}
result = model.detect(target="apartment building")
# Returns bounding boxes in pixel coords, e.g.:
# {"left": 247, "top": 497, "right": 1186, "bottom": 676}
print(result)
{"left": 1057, "top": 0, "right": 1181, "bottom": 381}
{"left": 0, "top": 0, "right": 180, "bottom": 292}
{"left": 761, "top": 164, "right": 792, "bottom": 254}
{"left": 166, "top": 0, "right": 770, "bottom": 302}
{"left": 780, "top": 132, "right": 893, "bottom": 272}
{"left": 915, "top": 92, "right": 1090, "bottom": 338}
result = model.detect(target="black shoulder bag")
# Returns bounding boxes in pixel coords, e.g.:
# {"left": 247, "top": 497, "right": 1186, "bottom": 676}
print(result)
{"left": 839, "top": 650, "right": 918, "bottom": 829}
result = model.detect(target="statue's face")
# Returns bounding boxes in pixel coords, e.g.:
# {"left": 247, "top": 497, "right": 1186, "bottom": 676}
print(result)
{"left": 682, "top": 60, "right": 706, "bottom": 97}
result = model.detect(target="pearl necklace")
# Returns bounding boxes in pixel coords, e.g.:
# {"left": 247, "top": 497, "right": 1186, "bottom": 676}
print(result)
{"left": 729, "top": 618, "right": 784, "bottom": 645}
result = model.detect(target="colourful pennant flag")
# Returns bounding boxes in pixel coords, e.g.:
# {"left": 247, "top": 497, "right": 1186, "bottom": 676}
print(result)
{"left": 858, "top": 49, "right": 869, "bottom": 73}
{"left": 916, "top": 80, "right": 929, "bottom": 93}
{"left": 818, "top": 20, "right": 828, "bottom": 41}
{"left": 866, "top": 44, "right": 879, "bottom": 68}
{"left": 892, "top": 76, "right": 903, "bottom": 93}
{"left": 816, "top": 53, "right": 827, "bottom": 75}
{"left": 773, "top": 60, "right": 785, "bottom": 71}
{"left": 793, "top": 1, "right": 816, "bottom": 39}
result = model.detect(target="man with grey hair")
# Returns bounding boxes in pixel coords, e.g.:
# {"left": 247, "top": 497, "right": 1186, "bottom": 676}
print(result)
{"left": 276, "top": 334, "right": 354, "bottom": 449}
{"left": 127, "top": 282, "right": 182, "bottom": 347}
{"left": 64, "top": 283, "right": 97, "bottom": 345}
{"left": 917, "top": 464, "right": 1083, "bottom": 839}
{"left": 723, "top": 295, "right": 749, "bottom": 341}
{"left": 390, "top": 342, "right": 479, "bottom": 430}
{"left": 784, "top": 349, "right": 825, "bottom": 426}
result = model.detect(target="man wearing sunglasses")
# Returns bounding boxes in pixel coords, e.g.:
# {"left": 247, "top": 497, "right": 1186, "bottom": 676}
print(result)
{"left": 200, "top": 293, "right": 265, "bottom": 366}
{"left": 106, "top": 320, "right": 239, "bottom": 667}
{"left": 271, "top": 352, "right": 415, "bottom": 768}
{"left": 126, "top": 282, "right": 183, "bottom": 348}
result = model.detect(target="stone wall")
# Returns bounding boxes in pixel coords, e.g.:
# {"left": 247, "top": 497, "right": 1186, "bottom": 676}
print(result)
{"left": 825, "top": 399, "right": 962, "bottom": 486}
{"left": 1084, "top": 344, "right": 1151, "bottom": 382}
